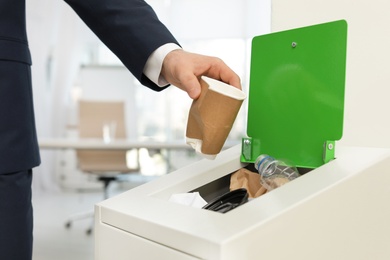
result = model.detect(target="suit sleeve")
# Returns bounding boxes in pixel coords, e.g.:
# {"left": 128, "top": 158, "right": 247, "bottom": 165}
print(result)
{"left": 63, "top": 0, "right": 180, "bottom": 91}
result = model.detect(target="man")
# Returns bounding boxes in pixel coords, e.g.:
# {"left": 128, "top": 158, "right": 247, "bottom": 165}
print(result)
{"left": 0, "top": 0, "right": 241, "bottom": 259}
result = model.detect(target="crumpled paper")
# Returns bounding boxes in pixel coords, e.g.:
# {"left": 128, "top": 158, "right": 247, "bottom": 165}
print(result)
{"left": 168, "top": 192, "right": 207, "bottom": 208}
{"left": 230, "top": 168, "right": 267, "bottom": 198}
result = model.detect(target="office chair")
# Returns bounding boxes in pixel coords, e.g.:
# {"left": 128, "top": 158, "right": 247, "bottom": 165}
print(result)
{"left": 65, "top": 100, "right": 139, "bottom": 235}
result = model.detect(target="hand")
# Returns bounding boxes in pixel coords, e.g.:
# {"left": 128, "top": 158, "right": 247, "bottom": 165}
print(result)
{"left": 161, "top": 49, "right": 242, "bottom": 99}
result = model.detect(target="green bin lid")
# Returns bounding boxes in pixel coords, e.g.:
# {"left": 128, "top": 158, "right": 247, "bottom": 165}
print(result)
{"left": 241, "top": 20, "right": 348, "bottom": 168}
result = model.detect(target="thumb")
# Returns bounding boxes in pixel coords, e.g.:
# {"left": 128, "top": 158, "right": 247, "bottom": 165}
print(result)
{"left": 182, "top": 75, "right": 202, "bottom": 99}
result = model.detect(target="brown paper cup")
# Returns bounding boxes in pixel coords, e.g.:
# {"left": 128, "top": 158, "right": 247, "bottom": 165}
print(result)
{"left": 186, "top": 76, "right": 246, "bottom": 159}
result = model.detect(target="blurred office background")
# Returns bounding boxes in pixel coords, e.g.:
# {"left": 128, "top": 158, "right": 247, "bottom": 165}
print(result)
{"left": 29, "top": 0, "right": 270, "bottom": 191}
{"left": 28, "top": 0, "right": 271, "bottom": 259}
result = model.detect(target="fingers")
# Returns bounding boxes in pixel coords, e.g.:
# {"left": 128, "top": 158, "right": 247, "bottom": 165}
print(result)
{"left": 202, "top": 57, "right": 242, "bottom": 90}
{"left": 161, "top": 50, "right": 201, "bottom": 99}
{"left": 161, "top": 49, "right": 241, "bottom": 99}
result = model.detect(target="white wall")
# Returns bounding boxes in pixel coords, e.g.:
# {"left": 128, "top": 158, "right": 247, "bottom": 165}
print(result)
{"left": 271, "top": 0, "right": 390, "bottom": 148}
{"left": 147, "top": 0, "right": 270, "bottom": 40}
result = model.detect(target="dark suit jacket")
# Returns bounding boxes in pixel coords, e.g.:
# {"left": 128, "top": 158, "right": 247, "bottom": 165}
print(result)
{"left": 0, "top": 0, "right": 179, "bottom": 173}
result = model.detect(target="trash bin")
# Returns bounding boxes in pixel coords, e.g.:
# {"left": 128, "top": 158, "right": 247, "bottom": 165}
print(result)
{"left": 94, "top": 20, "right": 390, "bottom": 260}
{"left": 95, "top": 145, "right": 390, "bottom": 260}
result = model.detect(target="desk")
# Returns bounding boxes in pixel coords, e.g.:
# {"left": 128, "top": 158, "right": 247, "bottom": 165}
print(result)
{"left": 38, "top": 138, "right": 238, "bottom": 177}
{"left": 38, "top": 138, "right": 192, "bottom": 151}
{"left": 38, "top": 138, "right": 195, "bottom": 176}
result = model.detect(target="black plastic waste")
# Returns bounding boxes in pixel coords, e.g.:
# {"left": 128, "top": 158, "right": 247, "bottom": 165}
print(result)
{"left": 202, "top": 188, "right": 248, "bottom": 213}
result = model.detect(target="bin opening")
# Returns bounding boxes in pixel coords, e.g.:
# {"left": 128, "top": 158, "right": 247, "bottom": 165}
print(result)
{"left": 189, "top": 164, "right": 313, "bottom": 213}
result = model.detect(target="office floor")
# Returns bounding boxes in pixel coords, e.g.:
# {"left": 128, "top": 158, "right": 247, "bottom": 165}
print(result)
{"left": 32, "top": 190, "right": 98, "bottom": 260}
{"left": 31, "top": 149, "right": 199, "bottom": 260}
{"left": 32, "top": 178, "right": 148, "bottom": 260}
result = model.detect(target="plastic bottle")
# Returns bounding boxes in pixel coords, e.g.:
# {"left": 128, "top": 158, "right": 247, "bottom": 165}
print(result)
{"left": 254, "top": 154, "right": 300, "bottom": 191}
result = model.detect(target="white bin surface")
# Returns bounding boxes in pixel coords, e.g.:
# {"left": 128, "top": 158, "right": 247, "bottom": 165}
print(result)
{"left": 95, "top": 145, "right": 390, "bottom": 260}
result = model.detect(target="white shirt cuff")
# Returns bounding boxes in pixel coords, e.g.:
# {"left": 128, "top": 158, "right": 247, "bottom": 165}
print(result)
{"left": 143, "top": 43, "right": 181, "bottom": 87}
